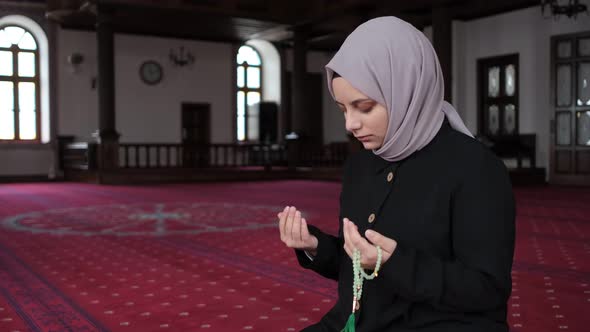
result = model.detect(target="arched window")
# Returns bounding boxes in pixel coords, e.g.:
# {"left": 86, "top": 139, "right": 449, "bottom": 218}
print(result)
{"left": 236, "top": 45, "right": 262, "bottom": 142}
{"left": 0, "top": 25, "right": 40, "bottom": 141}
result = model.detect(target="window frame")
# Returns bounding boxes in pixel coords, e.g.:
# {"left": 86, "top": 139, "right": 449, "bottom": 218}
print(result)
{"left": 477, "top": 53, "right": 520, "bottom": 138}
{"left": 0, "top": 24, "right": 41, "bottom": 144}
{"left": 236, "top": 45, "right": 263, "bottom": 143}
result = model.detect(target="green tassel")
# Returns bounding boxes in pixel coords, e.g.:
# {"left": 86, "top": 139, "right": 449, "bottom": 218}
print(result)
{"left": 340, "top": 313, "right": 356, "bottom": 332}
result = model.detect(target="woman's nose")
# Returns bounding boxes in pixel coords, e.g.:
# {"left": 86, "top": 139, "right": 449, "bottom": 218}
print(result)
{"left": 345, "top": 112, "right": 361, "bottom": 132}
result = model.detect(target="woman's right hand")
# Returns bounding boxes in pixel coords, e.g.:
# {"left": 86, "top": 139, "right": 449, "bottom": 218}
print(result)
{"left": 278, "top": 206, "right": 318, "bottom": 255}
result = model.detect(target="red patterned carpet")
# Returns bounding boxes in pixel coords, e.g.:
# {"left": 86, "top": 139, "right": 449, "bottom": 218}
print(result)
{"left": 0, "top": 181, "right": 588, "bottom": 332}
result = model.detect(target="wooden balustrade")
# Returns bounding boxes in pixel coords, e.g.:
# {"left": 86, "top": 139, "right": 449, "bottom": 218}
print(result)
{"left": 117, "top": 143, "right": 290, "bottom": 169}
{"left": 59, "top": 141, "right": 349, "bottom": 172}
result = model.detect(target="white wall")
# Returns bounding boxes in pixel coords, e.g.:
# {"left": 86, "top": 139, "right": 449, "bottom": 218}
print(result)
{"left": 58, "top": 29, "right": 98, "bottom": 141}
{"left": 115, "top": 34, "right": 233, "bottom": 143}
{"left": 0, "top": 147, "right": 54, "bottom": 176}
{"left": 453, "top": 4, "right": 590, "bottom": 172}
{"left": 57, "top": 30, "right": 235, "bottom": 144}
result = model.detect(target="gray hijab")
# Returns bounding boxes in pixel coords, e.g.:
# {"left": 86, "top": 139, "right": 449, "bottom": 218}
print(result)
{"left": 326, "top": 16, "right": 473, "bottom": 162}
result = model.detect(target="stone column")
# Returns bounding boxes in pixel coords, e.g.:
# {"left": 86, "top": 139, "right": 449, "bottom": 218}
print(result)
{"left": 96, "top": 8, "right": 120, "bottom": 170}
{"left": 292, "top": 26, "right": 309, "bottom": 141}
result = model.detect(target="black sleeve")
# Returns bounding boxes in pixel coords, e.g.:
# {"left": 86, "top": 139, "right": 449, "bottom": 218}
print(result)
{"left": 294, "top": 223, "right": 342, "bottom": 281}
{"left": 380, "top": 152, "right": 516, "bottom": 312}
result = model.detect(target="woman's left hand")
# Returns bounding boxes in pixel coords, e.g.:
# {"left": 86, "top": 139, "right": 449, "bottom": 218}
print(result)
{"left": 343, "top": 218, "right": 398, "bottom": 270}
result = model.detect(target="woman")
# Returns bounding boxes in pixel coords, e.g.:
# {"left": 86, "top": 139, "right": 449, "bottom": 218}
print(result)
{"left": 278, "top": 17, "right": 515, "bottom": 331}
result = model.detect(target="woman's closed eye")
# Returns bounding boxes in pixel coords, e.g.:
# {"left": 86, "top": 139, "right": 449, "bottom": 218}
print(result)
{"left": 358, "top": 101, "right": 376, "bottom": 113}
{"left": 335, "top": 100, "right": 376, "bottom": 113}
{"left": 359, "top": 106, "right": 375, "bottom": 113}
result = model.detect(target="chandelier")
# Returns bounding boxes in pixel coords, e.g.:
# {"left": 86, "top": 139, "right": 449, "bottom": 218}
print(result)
{"left": 169, "top": 46, "right": 195, "bottom": 67}
{"left": 541, "top": 0, "right": 588, "bottom": 19}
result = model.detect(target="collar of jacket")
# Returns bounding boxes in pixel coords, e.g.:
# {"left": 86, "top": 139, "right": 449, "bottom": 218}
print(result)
{"left": 370, "top": 152, "right": 395, "bottom": 174}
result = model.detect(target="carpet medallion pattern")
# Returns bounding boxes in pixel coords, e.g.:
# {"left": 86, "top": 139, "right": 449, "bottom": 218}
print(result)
{"left": 0, "top": 182, "right": 587, "bottom": 331}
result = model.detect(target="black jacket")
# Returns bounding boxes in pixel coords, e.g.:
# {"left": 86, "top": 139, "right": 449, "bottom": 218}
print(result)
{"left": 296, "top": 120, "right": 516, "bottom": 332}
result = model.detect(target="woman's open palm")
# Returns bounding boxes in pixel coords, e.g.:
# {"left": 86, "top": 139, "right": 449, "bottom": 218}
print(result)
{"left": 278, "top": 206, "right": 318, "bottom": 254}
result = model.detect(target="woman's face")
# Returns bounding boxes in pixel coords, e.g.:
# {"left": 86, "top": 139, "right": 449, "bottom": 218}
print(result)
{"left": 332, "top": 77, "right": 388, "bottom": 150}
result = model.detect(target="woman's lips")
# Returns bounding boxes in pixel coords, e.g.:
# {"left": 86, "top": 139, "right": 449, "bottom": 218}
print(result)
{"left": 356, "top": 135, "right": 372, "bottom": 142}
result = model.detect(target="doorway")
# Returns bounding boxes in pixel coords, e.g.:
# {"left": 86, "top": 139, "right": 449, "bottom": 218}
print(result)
{"left": 550, "top": 32, "right": 590, "bottom": 185}
{"left": 181, "top": 103, "right": 210, "bottom": 167}
{"left": 477, "top": 54, "right": 519, "bottom": 138}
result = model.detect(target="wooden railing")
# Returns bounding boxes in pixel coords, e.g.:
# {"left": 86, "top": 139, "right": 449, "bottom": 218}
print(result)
{"left": 295, "top": 142, "right": 349, "bottom": 168}
{"left": 118, "top": 143, "right": 288, "bottom": 169}
{"left": 59, "top": 141, "right": 349, "bottom": 171}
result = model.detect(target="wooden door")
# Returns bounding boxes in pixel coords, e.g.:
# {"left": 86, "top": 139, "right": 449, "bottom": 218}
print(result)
{"left": 182, "top": 103, "right": 210, "bottom": 167}
{"left": 550, "top": 32, "right": 590, "bottom": 185}
{"left": 477, "top": 54, "right": 519, "bottom": 139}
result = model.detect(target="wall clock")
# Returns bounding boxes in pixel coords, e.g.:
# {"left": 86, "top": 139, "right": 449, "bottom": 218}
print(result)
{"left": 139, "top": 60, "right": 163, "bottom": 85}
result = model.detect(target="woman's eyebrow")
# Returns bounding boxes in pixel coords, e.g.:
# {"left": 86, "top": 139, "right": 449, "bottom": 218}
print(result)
{"left": 335, "top": 98, "right": 374, "bottom": 106}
